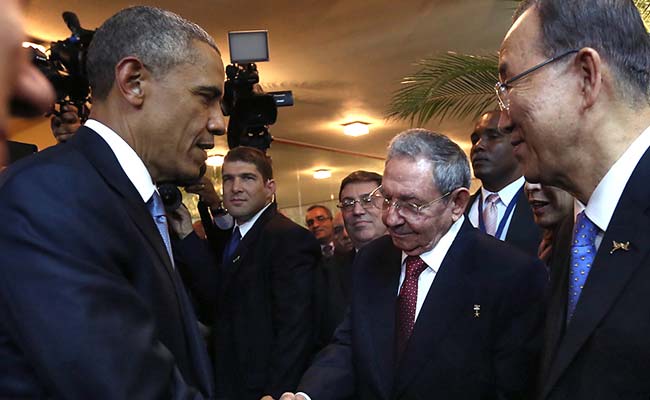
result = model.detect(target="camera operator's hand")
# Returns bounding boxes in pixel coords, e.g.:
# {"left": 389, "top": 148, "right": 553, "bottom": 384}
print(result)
{"left": 167, "top": 203, "right": 194, "bottom": 240}
{"left": 185, "top": 176, "right": 222, "bottom": 209}
{"left": 50, "top": 104, "right": 81, "bottom": 143}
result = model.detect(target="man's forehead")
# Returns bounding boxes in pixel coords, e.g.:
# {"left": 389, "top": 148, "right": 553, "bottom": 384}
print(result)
{"left": 222, "top": 160, "right": 260, "bottom": 175}
{"left": 499, "top": 7, "right": 542, "bottom": 76}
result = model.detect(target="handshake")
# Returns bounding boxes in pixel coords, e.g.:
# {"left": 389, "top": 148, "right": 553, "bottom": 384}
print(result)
{"left": 260, "top": 394, "right": 309, "bottom": 400}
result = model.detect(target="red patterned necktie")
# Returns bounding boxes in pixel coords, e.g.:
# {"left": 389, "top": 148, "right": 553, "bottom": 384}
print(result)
{"left": 395, "top": 256, "right": 428, "bottom": 359}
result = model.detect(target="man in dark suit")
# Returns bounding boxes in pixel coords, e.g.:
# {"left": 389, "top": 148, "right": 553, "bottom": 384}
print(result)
{"left": 497, "top": 1, "right": 650, "bottom": 398}
{"left": 467, "top": 110, "right": 542, "bottom": 256}
{"left": 172, "top": 146, "right": 320, "bottom": 400}
{"left": 0, "top": 6, "right": 224, "bottom": 398}
{"left": 314, "top": 171, "right": 388, "bottom": 351}
{"left": 281, "top": 129, "right": 547, "bottom": 400}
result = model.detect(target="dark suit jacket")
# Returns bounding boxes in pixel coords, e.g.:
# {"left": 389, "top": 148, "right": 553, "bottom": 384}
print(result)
{"left": 174, "top": 203, "right": 320, "bottom": 400}
{"left": 467, "top": 185, "right": 542, "bottom": 257}
{"left": 299, "top": 221, "right": 548, "bottom": 400}
{"left": 0, "top": 127, "right": 213, "bottom": 399}
{"left": 538, "top": 148, "right": 650, "bottom": 400}
{"left": 313, "top": 248, "right": 355, "bottom": 352}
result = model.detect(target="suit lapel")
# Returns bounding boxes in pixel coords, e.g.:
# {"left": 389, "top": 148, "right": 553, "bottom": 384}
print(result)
{"left": 70, "top": 127, "right": 175, "bottom": 275}
{"left": 219, "top": 203, "right": 277, "bottom": 297}
{"left": 542, "top": 150, "right": 650, "bottom": 398}
{"left": 70, "top": 127, "right": 213, "bottom": 394}
{"left": 361, "top": 240, "right": 402, "bottom": 399}
{"left": 392, "top": 221, "right": 473, "bottom": 397}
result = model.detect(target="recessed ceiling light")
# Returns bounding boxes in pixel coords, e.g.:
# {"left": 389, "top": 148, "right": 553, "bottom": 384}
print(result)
{"left": 342, "top": 121, "right": 370, "bottom": 136}
{"left": 313, "top": 169, "right": 332, "bottom": 179}
{"left": 206, "top": 154, "right": 224, "bottom": 167}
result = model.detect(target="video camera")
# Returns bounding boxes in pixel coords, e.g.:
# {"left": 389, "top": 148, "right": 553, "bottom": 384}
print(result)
{"left": 19, "top": 12, "right": 94, "bottom": 121}
{"left": 221, "top": 30, "right": 293, "bottom": 152}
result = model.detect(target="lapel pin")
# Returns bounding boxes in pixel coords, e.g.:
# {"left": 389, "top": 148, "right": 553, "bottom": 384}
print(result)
{"left": 473, "top": 304, "right": 481, "bottom": 318}
{"left": 610, "top": 241, "right": 630, "bottom": 254}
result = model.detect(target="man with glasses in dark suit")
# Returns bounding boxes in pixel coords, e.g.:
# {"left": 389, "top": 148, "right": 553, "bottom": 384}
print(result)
{"left": 497, "top": 1, "right": 650, "bottom": 398}
{"left": 282, "top": 129, "right": 547, "bottom": 400}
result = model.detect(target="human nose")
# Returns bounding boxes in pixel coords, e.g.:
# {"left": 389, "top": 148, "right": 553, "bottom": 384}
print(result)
{"left": 498, "top": 108, "right": 514, "bottom": 134}
{"left": 351, "top": 200, "right": 366, "bottom": 215}
{"left": 382, "top": 201, "right": 402, "bottom": 227}
{"left": 207, "top": 106, "right": 226, "bottom": 136}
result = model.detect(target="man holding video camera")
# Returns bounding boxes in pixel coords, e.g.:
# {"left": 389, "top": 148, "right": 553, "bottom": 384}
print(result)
{"left": 0, "top": 5, "right": 225, "bottom": 399}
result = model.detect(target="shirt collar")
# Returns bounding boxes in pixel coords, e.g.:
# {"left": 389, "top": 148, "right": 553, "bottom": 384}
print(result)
{"left": 480, "top": 176, "right": 524, "bottom": 206}
{"left": 85, "top": 119, "right": 155, "bottom": 203}
{"left": 235, "top": 201, "right": 273, "bottom": 238}
{"left": 401, "top": 215, "right": 465, "bottom": 273}
{"left": 583, "top": 124, "right": 650, "bottom": 232}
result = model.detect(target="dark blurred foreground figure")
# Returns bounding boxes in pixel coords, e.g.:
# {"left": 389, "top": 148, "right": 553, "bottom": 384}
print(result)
{"left": 0, "top": 0, "right": 55, "bottom": 165}
{"left": 0, "top": 6, "right": 225, "bottom": 398}
{"left": 498, "top": 0, "right": 650, "bottom": 398}
{"left": 282, "top": 129, "right": 547, "bottom": 400}
{"left": 171, "top": 146, "right": 320, "bottom": 400}
{"left": 524, "top": 182, "right": 573, "bottom": 264}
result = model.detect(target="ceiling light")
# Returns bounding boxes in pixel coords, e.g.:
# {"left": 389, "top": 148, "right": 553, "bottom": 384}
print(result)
{"left": 342, "top": 121, "right": 370, "bottom": 136}
{"left": 313, "top": 169, "right": 332, "bottom": 179}
{"left": 22, "top": 41, "right": 47, "bottom": 54}
{"left": 206, "top": 154, "right": 224, "bottom": 167}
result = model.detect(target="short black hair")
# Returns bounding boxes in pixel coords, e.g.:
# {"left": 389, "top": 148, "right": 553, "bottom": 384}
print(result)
{"left": 338, "top": 170, "right": 382, "bottom": 201}
{"left": 224, "top": 146, "right": 273, "bottom": 181}
{"left": 514, "top": 0, "right": 650, "bottom": 105}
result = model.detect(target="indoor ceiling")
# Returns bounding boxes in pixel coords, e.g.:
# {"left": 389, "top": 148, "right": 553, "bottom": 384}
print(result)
{"left": 10, "top": 0, "right": 516, "bottom": 216}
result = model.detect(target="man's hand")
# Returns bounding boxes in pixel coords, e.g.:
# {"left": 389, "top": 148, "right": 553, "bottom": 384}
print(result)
{"left": 278, "top": 393, "right": 308, "bottom": 400}
{"left": 50, "top": 104, "right": 81, "bottom": 143}
{"left": 185, "top": 176, "right": 222, "bottom": 209}
{"left": 167, "top": 203, "right": 194, "bottom": 240}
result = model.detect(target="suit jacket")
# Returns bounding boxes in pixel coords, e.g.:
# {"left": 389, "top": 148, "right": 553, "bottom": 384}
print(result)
{"left": 313, "top": 248, "right": 355, "bottom": 352}
{"left": 539, "top": 148, "right": 650, "bottom": 400}
{"left": 0, "top": 127, "right": 213, "bottom": 399}
{"left": 467, "top": 185, "right": 542, "bottom": 257}
{"left": 299, "top": 221, "right": 548, "bottom": 400}
{"left": 174, "top": 203, "right": 320, "bottom": 400}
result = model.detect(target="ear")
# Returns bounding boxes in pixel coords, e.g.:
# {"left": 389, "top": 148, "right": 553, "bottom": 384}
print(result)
{"left": 449, "top": 187, "right": 470, "bottom": 221}
{"left": 265, "top": 179, "right": 277, "bottom": 198}
{"left": 114, "top": 57, "right": 149, "bottom": 107}
{"left": 575, "top": 47, "right": 602, "bottom": 110}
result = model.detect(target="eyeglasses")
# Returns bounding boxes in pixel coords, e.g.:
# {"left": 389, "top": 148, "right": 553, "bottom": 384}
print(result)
{"left": 369, "top": 185, "right": 452, "bottom": 219}
{"left": 306, "top": 215, "right": 331, "bottom": 227}
{"left": 495, "top": 49, "right": 579, "bottom": 111}
{"left": 337, "top": 192, "right": 377, "bottom": 212}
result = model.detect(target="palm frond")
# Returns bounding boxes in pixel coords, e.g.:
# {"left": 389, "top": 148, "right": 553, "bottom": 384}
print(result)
{"left": 386, "top": 52, "right": 499, "bottom": 125}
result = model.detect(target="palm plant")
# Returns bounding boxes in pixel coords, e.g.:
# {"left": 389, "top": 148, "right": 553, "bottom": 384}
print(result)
{"left": 387, "top": 1, "right": 650, "bottom": 125}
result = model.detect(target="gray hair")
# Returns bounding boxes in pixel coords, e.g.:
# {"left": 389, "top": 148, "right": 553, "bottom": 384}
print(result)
{"left": 87, "top": 6, "right": 219, "bottom": 100}
{"left": 514, "top": 0, "right": 650, "bottom": 105}
{"left": 386, "top": 129, "right": 471, "bottom": 194}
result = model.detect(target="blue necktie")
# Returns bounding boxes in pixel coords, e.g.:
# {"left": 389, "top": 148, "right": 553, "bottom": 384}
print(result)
{"left": 146, "top": 191, "right": 175, "bottom": 268}
{"left": 223, "top": 226, "right": 241, "bottom": 264}
{"left": 567, "top": 211, "right": 598, "bottom": 323}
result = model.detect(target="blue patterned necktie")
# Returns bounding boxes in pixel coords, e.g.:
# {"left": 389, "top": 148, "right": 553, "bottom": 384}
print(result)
{"left": 567, "top": 211, "right": 598, "bottom": 323}
{"left": 146, "top": 191, "right": 175, "bottom": 268}
{"left": 223, "top": 226, "right": 241, "bottom": 264}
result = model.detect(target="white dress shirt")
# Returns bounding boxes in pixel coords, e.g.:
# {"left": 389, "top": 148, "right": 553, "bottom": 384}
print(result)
{"left": 468, "top": 176, "right": 525, "bottom": 240}
{"left": 575, "top": 124, "right": 650, "bottom": 250}
{"left": 234, "top": 201, "right": 273, "bottom": 239}
{"left": 85, "top": 119, "right": 155, "bottom": 203}
{"left": 298, "top": 216, "right": 465, "bottom": 400}
{"left": 397, "top": 215, "right": 465, "bottom": 320}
